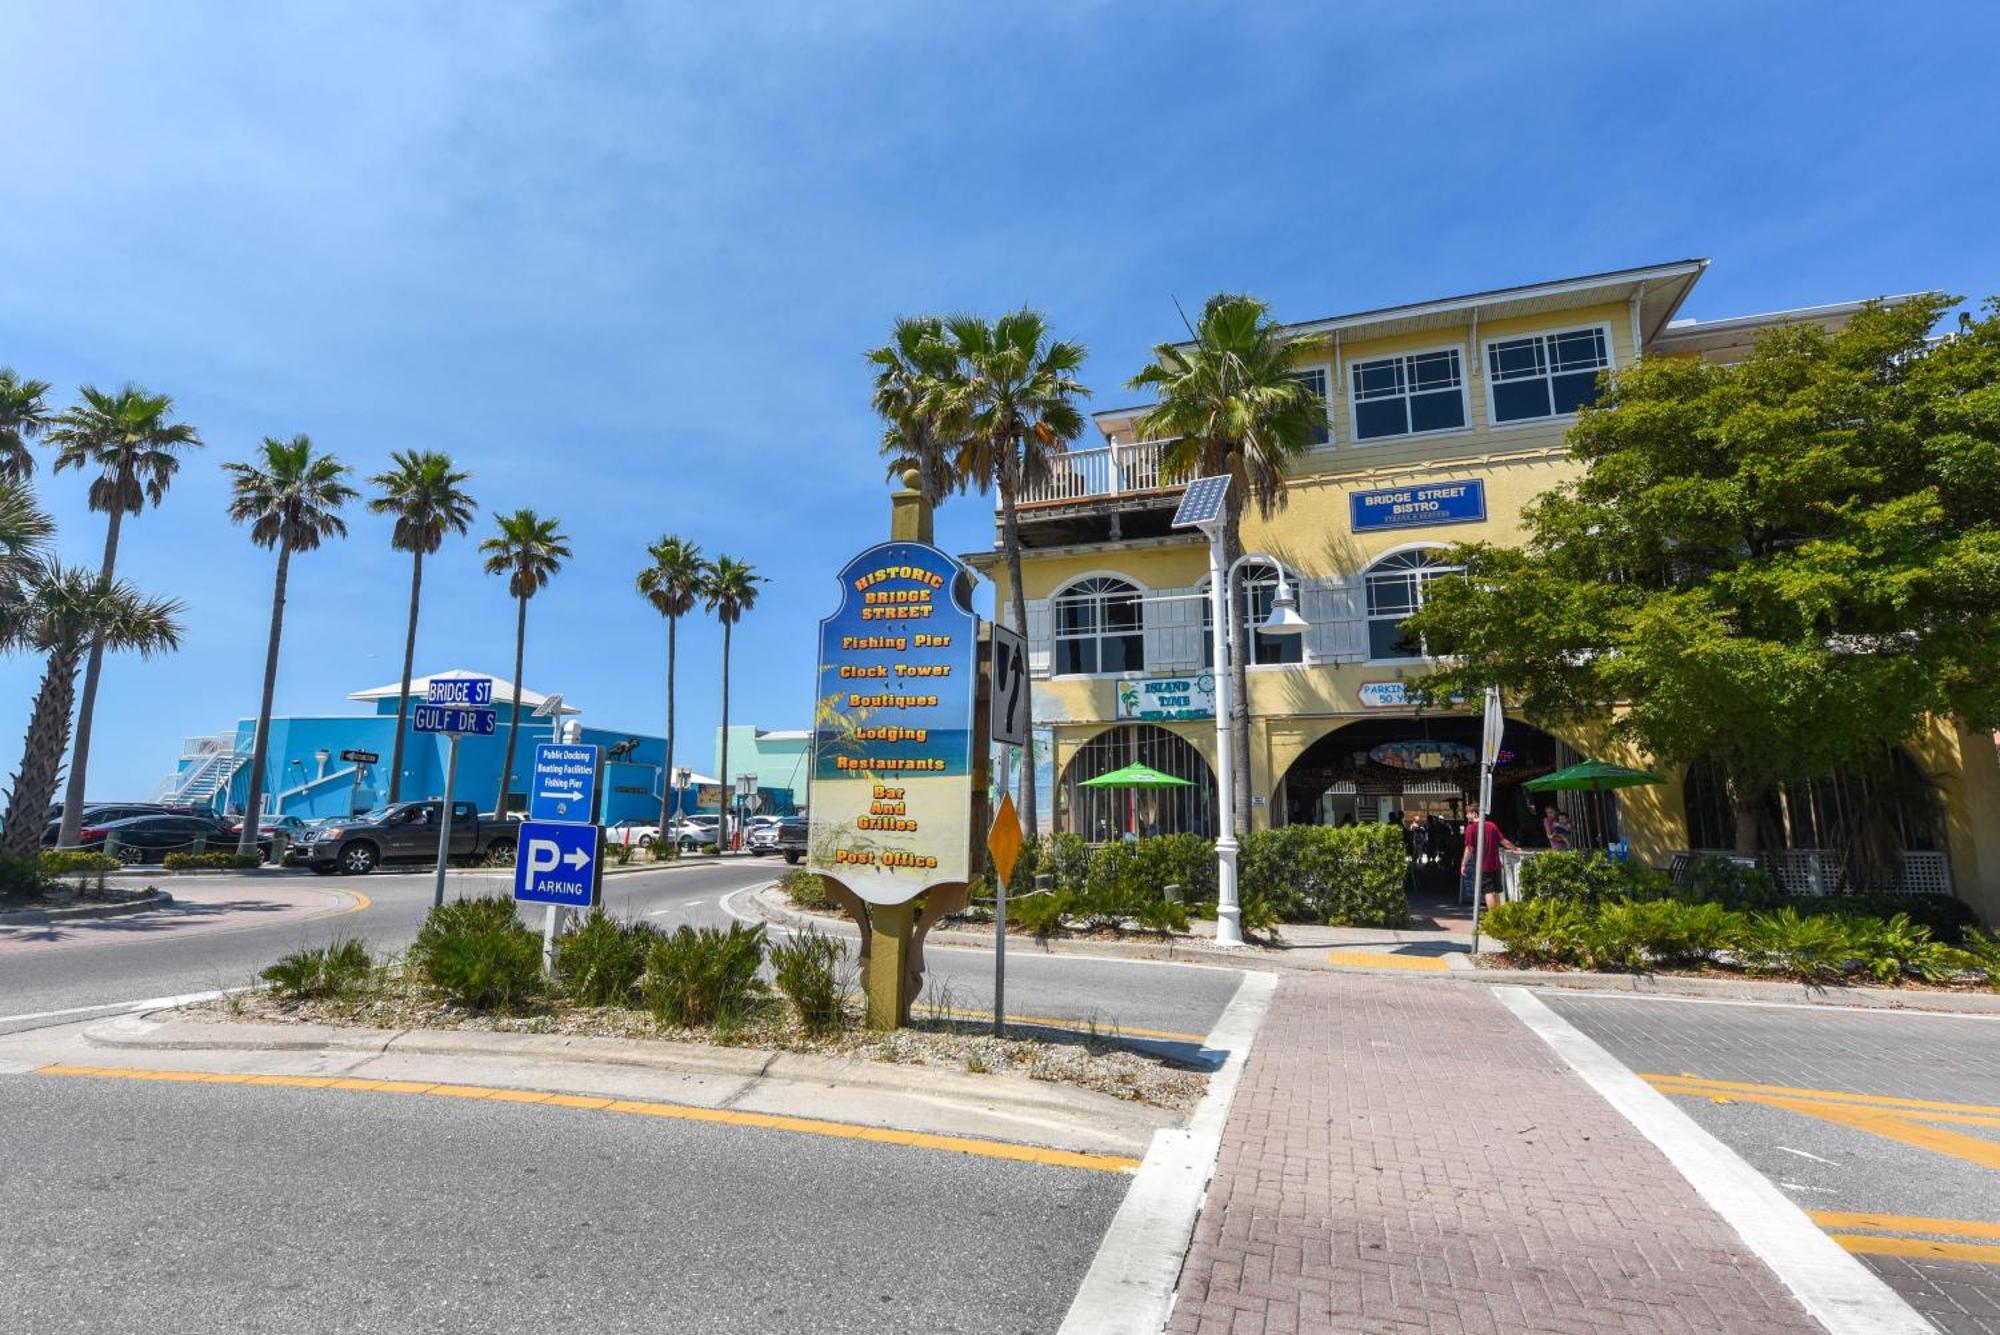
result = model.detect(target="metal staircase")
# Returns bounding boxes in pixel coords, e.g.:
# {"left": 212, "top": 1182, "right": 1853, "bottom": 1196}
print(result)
{"left": 153, "top": 735, "right": 248, "bottom": 810}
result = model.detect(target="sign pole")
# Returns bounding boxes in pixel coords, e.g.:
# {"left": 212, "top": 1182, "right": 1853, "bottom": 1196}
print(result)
{"left": 432, "top": 733, "right": 460, "bottom": 910}
{"left": 542, "top": 903, "right": 562, "bottom": 977}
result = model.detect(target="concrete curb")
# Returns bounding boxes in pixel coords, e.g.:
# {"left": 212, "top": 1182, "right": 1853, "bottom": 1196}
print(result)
{"left": 82, "top": 1011, "right": 1182, "bottom": 1157}
{"left": 1058, "top": 970, "right": 1280, "bottom": 1335}
{"left": 0, "top": 888, "right": 174, "bottom": 925}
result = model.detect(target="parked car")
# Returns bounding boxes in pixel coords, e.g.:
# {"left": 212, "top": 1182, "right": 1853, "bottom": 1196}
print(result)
{"left": 41, "top": 802, "right": 176, "bottom": 846}
{"left": 606, "top": 818, "right": 660, "bottom": 849}
{"left": 226, "top": 814, "right": 311, "bottom": 839}
{"left": 776, "top": 813, "right": 809, "bottom": 865}
{"left": 745, "top": 816, "right": 783, "bottom": 854}
{"left": 669, "top": 814, "right": 720, "bottom": 850}
{"left": 76, "top": 812, "right": 272, "bottom": 865}
{"left": 294, "top": 800, "right": 516, "bottom": 874}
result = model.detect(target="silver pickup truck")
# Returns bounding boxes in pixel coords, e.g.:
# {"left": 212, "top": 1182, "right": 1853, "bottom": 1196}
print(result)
{"left": 294, "top": 800, "right": 516, "bottom": 875}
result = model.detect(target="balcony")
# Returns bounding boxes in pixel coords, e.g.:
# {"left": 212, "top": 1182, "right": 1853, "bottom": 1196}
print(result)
{"left": 1015, "top": 439, "right": 1173, "bottom": 508}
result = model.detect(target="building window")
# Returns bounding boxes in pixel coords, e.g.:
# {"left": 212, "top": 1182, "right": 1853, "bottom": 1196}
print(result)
{"left": 1293, "top": 365, "right": 1331, "bottom": 446}
{"left": 1364, "top": 548, "right": 1459, "bottom": 659}
{"left": 1060, "top": 724, "right": 1217, "bottom": 840}
{"left": 1487, "top": 327, "right": 1610, "bottom": 423}
{"left": 1054, "top": 576, "right": 1144, "bottom": 675}
{"left": 1350, "top": 349, "right": 1466, "bottom": 441}
{"left": 1203, "top": 563, "right": 1305, "bottom": 666}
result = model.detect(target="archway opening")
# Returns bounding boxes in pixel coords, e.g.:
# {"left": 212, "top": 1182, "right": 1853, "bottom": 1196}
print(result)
{"left": 1056, "top": 724, "right": 1218, "bottom": 841}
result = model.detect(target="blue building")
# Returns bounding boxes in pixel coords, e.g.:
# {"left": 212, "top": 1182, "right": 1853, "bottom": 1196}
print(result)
{"left": 154, "top": 668, "right": 800, "bottom": 823}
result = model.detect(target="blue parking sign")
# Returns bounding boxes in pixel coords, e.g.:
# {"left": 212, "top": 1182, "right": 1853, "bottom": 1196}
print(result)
{"left": 513, "top": 820, "right": 600, "bottom": 908}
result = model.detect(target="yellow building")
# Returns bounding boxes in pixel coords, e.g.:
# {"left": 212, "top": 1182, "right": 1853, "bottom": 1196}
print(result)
{"left": 967, "top": 259, "right": 2000, "bottom": 925}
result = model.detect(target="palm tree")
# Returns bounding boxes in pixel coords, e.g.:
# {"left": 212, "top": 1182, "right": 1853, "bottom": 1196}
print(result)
{"left": 225, "top": 436, "right": 356, "bottom": 854}
{"left": 920, "top": 309, "right": 1088, "bottom": 838}
{"left": 368, "top": 451, "right": 477, "bottom": 803}
{"left": 867, "top": 316, "right": 962, "bottom": 504}
{"left": 0, "top": 368, "right": 53, "bottom": 484}
{"left": 1, "top": 564, "right": 182, "bottom": 861}
{"left": 0, "top": 484, "right": 56, "bottom": 641}
{"left": 703, "top": 556, "right": 763, "bottom": 849}
{"left": 480, "top": 510, "right": 571, "bottom": 815}
{"left": 1129, "top": 293, "right": 1328, "bottom": 828}
{"left": 46, "top": 384, "right": 202, "bottom": 847}
{"left": 636, "top": 536, "right": 708, "bottom": 836}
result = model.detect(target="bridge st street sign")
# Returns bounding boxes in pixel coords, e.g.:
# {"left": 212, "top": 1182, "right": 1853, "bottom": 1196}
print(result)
{"left": 426, "top": 676, "right": 494, "bottom": 707}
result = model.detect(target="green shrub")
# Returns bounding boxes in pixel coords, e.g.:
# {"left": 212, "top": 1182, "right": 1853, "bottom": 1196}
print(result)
{"left": 604, "top": 841, "right": 635, "bottom": 866}
{"left": 161, "top": 851, "right": 262, "bottom": 871}
{"left": 1958, "top": 929, "right": 2000, "bottom": 990}
{"left": 1129, "top": 833, "right": 1215, "bottom": 905}
{"left": 555, "top": 911, "right": 656, "bottom": 1006}
{"left": 1841, "top": 912, "right": 1959, "bottom": 983}
{"left": 650, "top": 838, "right": 680, "bottom": 862}
{"left": 422, "top": 920, "right": 544, "bottom": 1011}
{"left": 1077, "top": 841, "right": 1145, "bottom": 929}
{"left": 1133, "top": 896, "right": 1190, "bottom": 937}
{"left": 781, "top": 869, "right": 835, "bottom": 912}
{"left": 1672, "top": 853, "right": 1784, "bottom": 909}
{"left": 1238, "top": 892, "right": 1283, "bottom": 944}
{"left": 1739, "top": 908, "right": 1856, "bottom": 982}
{"left": 0, "top": 853, "right": 52, "bottom": 901}
{"left": 1041, "top": 832, "right": 1094, "bottom": 894}
{"left": 699, "top": 842, "right": 719, "bottom": 855}
{"left": 411, "top": 895, "right": 521, "bottom": 972}
{"left": 1808, "top": 892, "right": 1973, "bottom": 943}
{"left": 643, "top": 923, "right": 767, "bottom": 1025}
{"left": 261, "top": 937, "right": 374, "bottom": 1000}
{"left": 39, "top": 850, "right": 120, "bottom": 877}
{"left": 1010, "top": 887, "right": 1072, "bottom": 938}
{"left": 1483, "top": 898, "right": 1592, "bottom": 967}
{"left": 770, "top": 926, "right": 848, "bottom": 1035}
{"left": 1240, "top": 825, "right": 1408, "bottom": 926}
{"left": 1520, "top": 851, "right": 1639, "bottom": 906}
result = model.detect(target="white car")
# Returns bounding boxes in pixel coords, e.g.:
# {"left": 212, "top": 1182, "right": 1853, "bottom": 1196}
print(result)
{"left": 669, "top": 815, "right": 720, "bottom": 850}
{"left": 745, "top": 816, "right": 783, "bottom": 853}
{"left": 605, "top": 818, "right": 660, "bottom": 848}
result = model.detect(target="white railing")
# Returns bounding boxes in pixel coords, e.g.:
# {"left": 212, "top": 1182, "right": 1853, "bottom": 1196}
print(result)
{"left": 1015, "top": 439, "right": 1172, "bottom": 507}
{"left": 1685, "top": 848, "right": 1952, "bottom": 897}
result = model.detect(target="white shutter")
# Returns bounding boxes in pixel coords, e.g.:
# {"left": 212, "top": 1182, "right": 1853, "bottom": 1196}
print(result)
{"left": 1145, "top": 586, "right": 1204, "bottom": 674}
{"left": 1024, "top": 598, "right": 1053, "bottom": 678}
{"left": 1304, "top": 576, "right": 1369, "bottom": 664}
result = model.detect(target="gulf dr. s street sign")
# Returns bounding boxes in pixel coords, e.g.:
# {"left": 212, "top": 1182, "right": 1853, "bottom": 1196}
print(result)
{"left": 412, "top": 705, "right": 497, "bottom": 736}
{"left": 513, "top": 820, "right": 600, "bottom": 908}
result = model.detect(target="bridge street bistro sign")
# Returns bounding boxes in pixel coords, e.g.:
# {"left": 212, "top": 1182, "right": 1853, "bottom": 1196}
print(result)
{"left": 1349, "top": 479, "right": 1486, "bottom": 532}
{"left": 808, "top": 540, "right": 977, "bottom": 906}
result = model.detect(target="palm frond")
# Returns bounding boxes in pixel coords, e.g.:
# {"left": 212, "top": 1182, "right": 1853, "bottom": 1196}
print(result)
{"left": 47, "top": 383, "right": 202, "bottom": 516}
{"left": 367, "top": 449, "right": 477, "bottom": 555}
{"left": 223, "top": 434, "right": 357, "bottom": 552}
{"left": 480, "top": 508, "right": 571, "bottom": 599}
{"left": 637, "top": 534, "right": 707, "bottom": 619}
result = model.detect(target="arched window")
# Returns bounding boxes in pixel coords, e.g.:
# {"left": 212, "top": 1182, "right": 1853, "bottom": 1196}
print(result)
{"left": 1059, "top": 724, "right": 1217, "bottom": 839}
{"left": 1054, "top": 576, "right": 1144, "bottom": 675}
{"left": 1201, "top": 562, "right": 1304, "bottom": 666}
{"left": 1364, "top": 548, "right": 1459, "bottom": 660}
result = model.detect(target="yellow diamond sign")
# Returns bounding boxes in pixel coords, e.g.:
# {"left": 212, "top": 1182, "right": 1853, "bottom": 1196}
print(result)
{"left": 987, "top": 793, "right": 1023, "bottom": 885}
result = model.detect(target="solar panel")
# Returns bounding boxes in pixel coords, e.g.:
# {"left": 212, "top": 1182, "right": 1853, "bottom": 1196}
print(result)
{"left": 1171, "top": 475, "right": 1231, "bottom": 529}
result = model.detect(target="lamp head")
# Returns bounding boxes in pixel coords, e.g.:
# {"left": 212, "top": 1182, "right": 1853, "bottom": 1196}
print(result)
{"left": 1261, "top": 576, "right": 1309, "bottom": 637}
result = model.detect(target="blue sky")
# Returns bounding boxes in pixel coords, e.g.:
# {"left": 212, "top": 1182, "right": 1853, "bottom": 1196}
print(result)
{"left": 1, "top": 1, "right": 1995, "bottom": 798}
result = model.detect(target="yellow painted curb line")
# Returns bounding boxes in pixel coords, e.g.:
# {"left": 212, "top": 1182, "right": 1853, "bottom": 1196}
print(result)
{"left": 33, "top": 1063, "right": 1139, "bottom": 1175}
{"left": 1326, "top": 950, "right": 1451, "bottom": 972}
{"left": 938, "top": 1008, "right": 1206, "bottom": 1044}
{"left": 1810, "top": 1210, "right": 2000, "bottom": 1242}
{"left": 1828, "top": 1234, "right": 2000, "bottom": 1264}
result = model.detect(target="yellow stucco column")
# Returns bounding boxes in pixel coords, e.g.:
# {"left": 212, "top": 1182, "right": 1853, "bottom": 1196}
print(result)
{"left": 862, "top": 898, "right": 917, "bottom": 1030}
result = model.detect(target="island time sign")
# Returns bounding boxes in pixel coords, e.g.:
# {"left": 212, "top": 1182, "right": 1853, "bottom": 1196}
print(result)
{"left": 807, "top": 540, "right": 977, "bottom": 905}
{"left": 1350, "top": 479, "right": 1486, "bottom": 532}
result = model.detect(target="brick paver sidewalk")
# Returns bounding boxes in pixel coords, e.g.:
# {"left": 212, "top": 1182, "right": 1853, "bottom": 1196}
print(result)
{"left": 1168, "top": 974, "right": 1824, "bottom": 1334}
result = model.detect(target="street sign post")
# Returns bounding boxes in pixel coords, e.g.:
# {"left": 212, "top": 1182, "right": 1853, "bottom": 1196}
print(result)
{"left": 340, "top": 749, "right": 378, "bottom": 818}
{"left": 414, "top": 677, "right": 494, "bottom": 909}
{"left": 990, "top": 624, "right": 1029, "bottom": 747}
{"left": 529, "top": 742, "right": 600, "bottom": 824}
{"left": 987, "top": 794, "right": 1023, "bottom": 1037}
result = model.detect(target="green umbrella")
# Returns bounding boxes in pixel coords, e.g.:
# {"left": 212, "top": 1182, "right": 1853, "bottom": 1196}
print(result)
{"left": 1079, "top": 761, "right": 1191, "bottom": 788}
{"left": 1524, "top": 759, "right": 1664, "bottom": 792}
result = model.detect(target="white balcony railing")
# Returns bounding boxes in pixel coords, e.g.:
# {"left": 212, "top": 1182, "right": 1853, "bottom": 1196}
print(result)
{"left": 1015, "top": 439, "right": 1172, "bottom": 507}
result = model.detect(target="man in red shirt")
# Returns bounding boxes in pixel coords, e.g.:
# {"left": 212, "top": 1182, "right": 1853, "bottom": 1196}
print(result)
{"left": 1461, "top": 815, "right": 1517, "bottom": 911}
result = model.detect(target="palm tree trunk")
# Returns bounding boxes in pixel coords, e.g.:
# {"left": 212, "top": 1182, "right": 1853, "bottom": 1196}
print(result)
{"left": 387, "top": 549, "right": 423, "bottom": 803}
{"left": 718, "top": 620, "right": 732, "bottom": 850}
{"left": 1222, "top": 492, "right": 1253, "bottom": 833}
{"left": 237, "top": 540, "right": 291, "bottom": 855}
{"left": 57, "top": 505, "right": 125, "bottom": 845}
{"left": 998, "top": 481, "right": 1038, "bottom": 839}
{"left": 657, "top": 615, "right": 678, "bottom": 834}
{"left": 496, "top": 593, "right": 527, "bottom": 815}
{"left": 2, "top": 649, "right": 80, "bottom": 862}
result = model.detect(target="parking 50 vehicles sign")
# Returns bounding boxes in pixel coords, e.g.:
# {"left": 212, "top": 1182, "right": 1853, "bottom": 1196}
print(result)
{"left": 808, "top": 540, "right": 977, "bottom": 905}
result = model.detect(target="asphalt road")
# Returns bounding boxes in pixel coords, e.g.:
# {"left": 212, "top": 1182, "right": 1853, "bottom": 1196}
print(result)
{"left": 1546, "top": 991, "right": 2000, "bottom": 1334}
{"left": 0, "top": 1072, "right": 1126, "bottom": 1335}
{"left": 0, "top": 861, "right": 1246, "bottom": 1053}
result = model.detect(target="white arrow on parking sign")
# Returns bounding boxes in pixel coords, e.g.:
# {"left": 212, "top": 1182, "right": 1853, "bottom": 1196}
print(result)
{"left": 563, "top": 847, "right": 590, "bottom": 870}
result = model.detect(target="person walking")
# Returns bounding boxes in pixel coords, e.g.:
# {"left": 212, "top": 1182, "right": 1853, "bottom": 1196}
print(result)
{"left": 1461, "top": 813, "right": 1517, "bottom": 911}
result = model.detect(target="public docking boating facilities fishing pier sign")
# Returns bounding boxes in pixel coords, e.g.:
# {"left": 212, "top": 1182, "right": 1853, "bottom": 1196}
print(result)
{"left": 808, "top": 540, "right": 979, "bottom": 905}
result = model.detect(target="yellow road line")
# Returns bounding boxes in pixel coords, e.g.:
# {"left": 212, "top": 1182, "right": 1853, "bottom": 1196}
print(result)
{"left": 1642, "top": 1073, "right": 2000, "bottom": 1119}
{"left": 33, "top": 1063, "right": 1139, "bottom": 1175}
{"left": 937, "top": 1008, "right": 1207, "bottom": 1044}
{"left": 1811, "top": 1211, "right": 2000, "bottom": 1241}
{"left": 1326, "top": 950, "right": 1451, "bottom": 972}
{"left": 1829, "top": 1234, "right": 2000, "bottom": 1264}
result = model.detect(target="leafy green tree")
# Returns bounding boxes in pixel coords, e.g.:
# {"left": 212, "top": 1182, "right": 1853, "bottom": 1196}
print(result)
{"left": 0, "top": 484, "right": 56, "bottom": 641}
{"left": 368, "top": 451, "right": 477, "bottom": 802}
{"left": 1407, "top": 295, "right": 2000, "bottom": 853}
{"left": 1, "top": 564, "right": 182, "bottom": 860}
{"left": 636, "top": 536, "right": 709, "bottom": 836}
{"left": 46, "top": 385, "right": 201, "bottom": 846}
{"left": 225, "top": 436, "right": 356, "bottom": 853}
{"left": 1129, "top": 295, "right": 1328, "bottom": 826}
{"left": 703, "top": 556, "right": 763, "bottom": 846}
{"left": 480, "top": 509, "right": 571, "bottom": 814}
{"left": 902, "top": 309, "right": 1088, "bottom": 838}
{"left": 867, "top": 316, "right": 962, "bottom": 504}
{"left": 0, "top": 368, "right": 53, "bottom": 485}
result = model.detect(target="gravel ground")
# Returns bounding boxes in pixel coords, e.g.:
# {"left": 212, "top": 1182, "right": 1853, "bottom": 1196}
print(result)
{"left": 190, "top": 979, "right": 1209, "bottom": 1111}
